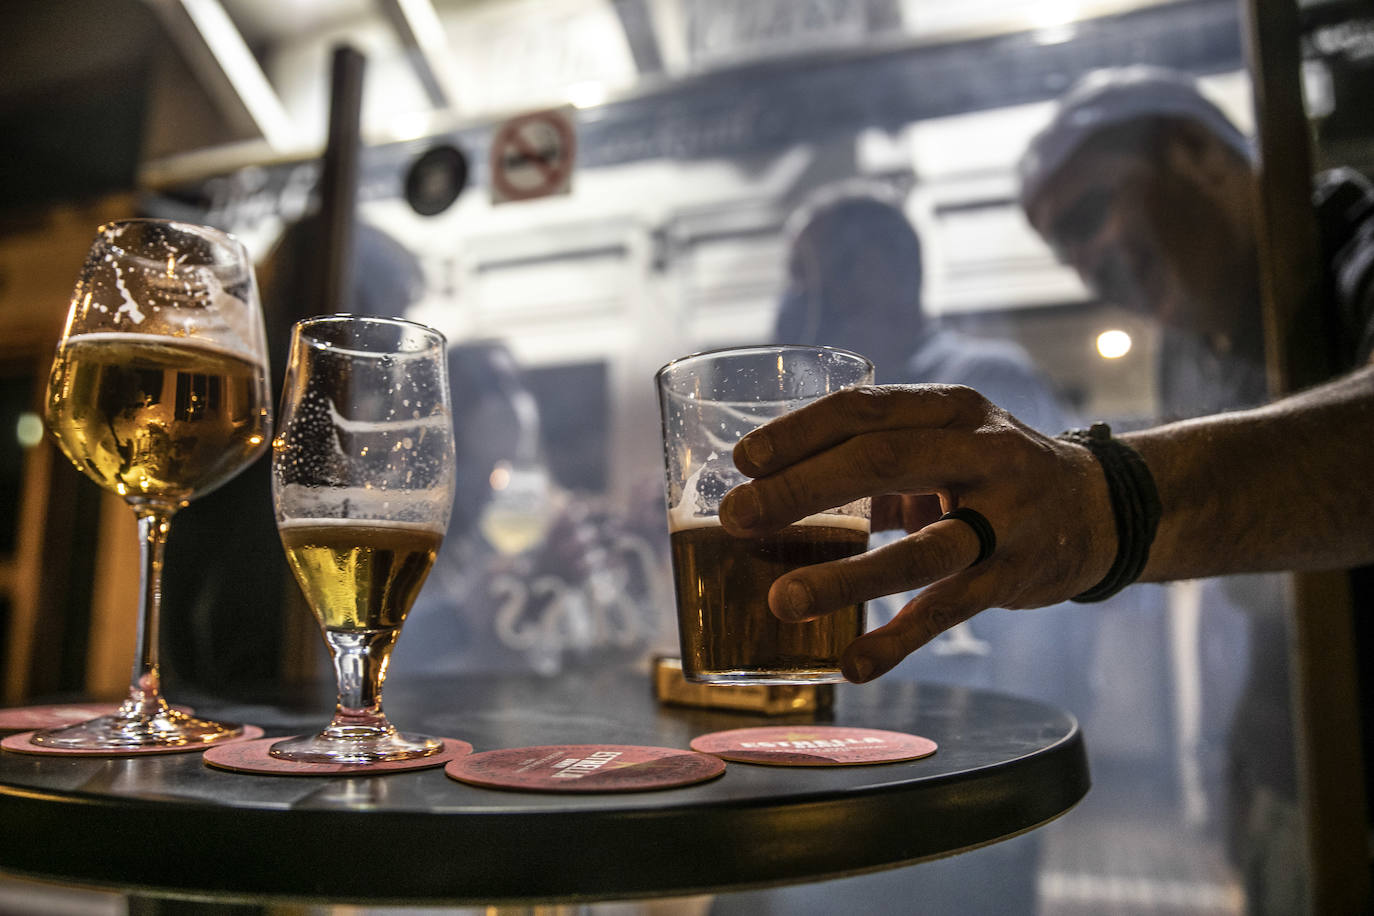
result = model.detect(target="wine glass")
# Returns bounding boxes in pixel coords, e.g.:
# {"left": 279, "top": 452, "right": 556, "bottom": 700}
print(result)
{"left": 36, "top": 219, "right": 272, "bottom": 750}
{"left": 270, "top": 315, "right": 455, "bottom": 763}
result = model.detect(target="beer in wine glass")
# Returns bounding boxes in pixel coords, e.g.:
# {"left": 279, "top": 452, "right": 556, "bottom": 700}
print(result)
{"left": 37, "top": 219, "right": 272, "bottom": 750}
{"left": 270, "top": 315, "right": 455, "bottom": 763}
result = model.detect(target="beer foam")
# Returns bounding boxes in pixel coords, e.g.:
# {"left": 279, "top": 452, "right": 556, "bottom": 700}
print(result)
{"left": 325, "top": 398, "right": 450, "bottom": 434}
{"left": 274, "top": 483, "right": 452, "bottom": 524}
{"left": 667, "top": 462, "right": 710, "bottom": 531}
{"left": 668, "top": 510, "right": 868, "bottom": 535}
{"left": 276, "top": 516, "right": 447, "bottom": 537}
{"left": 64, "top": 331, "right": 268, "bottom": 371}
{"left": 110, "top": 260, "right": 146, "bottom": 324}
{"left": 304, "top": 340, "right": 440, "bottom": 361}
{"left": 667, "top": 459, "right": 867, "bottom": 535}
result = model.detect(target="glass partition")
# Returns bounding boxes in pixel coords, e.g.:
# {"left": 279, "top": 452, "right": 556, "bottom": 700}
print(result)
{"left": 134, "top": 0, "right": 1374, "bottom": 911}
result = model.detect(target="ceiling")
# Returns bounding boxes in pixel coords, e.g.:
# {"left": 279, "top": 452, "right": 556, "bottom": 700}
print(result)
{"left": 4, "top": 1, "right": 1195, "bottom": 159}
{"left": 1, "top": 0, "right": 1252, "bottom": 212}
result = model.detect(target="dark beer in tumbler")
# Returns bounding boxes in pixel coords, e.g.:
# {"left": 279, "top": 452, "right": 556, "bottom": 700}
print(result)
{"left": 656, "top": 345, "right": 874, "bottom": 685}
{"left": 669, "top": 516, "right": 867, "bottom": 681}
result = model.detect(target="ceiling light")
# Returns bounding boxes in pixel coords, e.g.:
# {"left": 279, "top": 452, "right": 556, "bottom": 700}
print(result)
{"left": 1030, "top": 2, "right": 1080, "bottom": 44}
{"left": 564, "top": 81, "right": 608, "bottom": 109}
{"left": 1096, "top": 329, "right": 1132, "bottom": 360}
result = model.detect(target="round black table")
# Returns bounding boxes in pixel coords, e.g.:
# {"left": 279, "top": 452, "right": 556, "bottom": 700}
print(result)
{"left": 0, "top": 669, "right": 1089, "bottom": 909}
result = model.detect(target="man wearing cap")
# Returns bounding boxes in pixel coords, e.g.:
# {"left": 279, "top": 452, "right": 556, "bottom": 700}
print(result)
{"left": 1018, "top": 65, "right": 1374, "bottom": 914}
{"left": 1018, "top": 64, "right": 1374, "bottom": 419}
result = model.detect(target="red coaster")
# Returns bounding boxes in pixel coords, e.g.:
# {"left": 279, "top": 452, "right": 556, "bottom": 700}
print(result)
{"left": 1, "top": 725, "right": 264, "bottom": 757}
{"left": 446, "top": 744, "right": 726, "bottom": 793}
{"left": 0, "top": 703, "right": 194, "bottom": 733}
{"left": 690, "top": 726, "right": 937, "bottom": 766}
{"left": 203, "top": 736, "right": 473, "bottom": 776}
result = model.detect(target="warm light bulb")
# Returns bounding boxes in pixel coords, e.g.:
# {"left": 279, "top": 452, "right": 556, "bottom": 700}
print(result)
{"left": 1096, "top": 329, "right": 1132, "bottom": 359}
{"left": 15, "top": 412, "right": 43, "bottom": 448}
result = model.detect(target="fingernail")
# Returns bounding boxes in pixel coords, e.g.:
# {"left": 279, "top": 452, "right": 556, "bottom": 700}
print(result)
{"left": 739, "top": 434, "right": 773, "bottom": 470}
{"left": 722, "top": 487, "right": 760, "bottom": 529}
{"left": 849, "top": 655, "right": 875, "bottom": 683}
{"left": 776, "top": 579, "right": 813, "bottom": 620}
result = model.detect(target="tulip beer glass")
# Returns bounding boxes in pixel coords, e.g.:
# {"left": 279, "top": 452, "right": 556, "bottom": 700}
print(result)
{"left": 656, "top": 346, "right": 873, "bottom": 684}
{"left": 270, "top": 315, "right": 455, "bottom": 763}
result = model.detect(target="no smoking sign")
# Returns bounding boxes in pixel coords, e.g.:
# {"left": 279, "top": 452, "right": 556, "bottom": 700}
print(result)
{"left": 489, "top": 106, "right": 577, "bottom": 204}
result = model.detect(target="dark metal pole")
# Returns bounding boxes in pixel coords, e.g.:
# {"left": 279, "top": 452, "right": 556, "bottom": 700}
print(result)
{"left": 278, "top": 44, "right": 368, "bottom": 683}
{"left": 316, "top": 45, "right": 366, "bottom": 316}
{"left": 1239, "top": 1, "right": 1368, "bottom": 910}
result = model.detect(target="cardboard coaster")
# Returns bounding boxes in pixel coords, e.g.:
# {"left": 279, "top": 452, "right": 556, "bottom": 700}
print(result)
{"left": 0, "top": 703, "right": 194, "bottom": 733}
{"left": 447, "top": 744, "right": 726, "bottom": 793}
{"left": 1, "top": 725, "right": 264, "bottom": 757}
{"left": 690, "top": 726, "right": 937, "bottom": 767}
{"left": 203, "top": 736, "right": 473, "bottom": 776}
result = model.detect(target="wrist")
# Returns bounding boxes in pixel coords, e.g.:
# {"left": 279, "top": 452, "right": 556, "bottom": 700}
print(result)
{"left": 1063, "top": 437, "right": 1118, "bottom": 595}
{"left": 1057, "top": 423, "right": 1162, "bottom": 602}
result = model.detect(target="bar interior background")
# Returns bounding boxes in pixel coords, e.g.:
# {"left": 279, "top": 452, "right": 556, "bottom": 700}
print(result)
{"left": 1, "top": 0, "right": 1372, "bottom": 913}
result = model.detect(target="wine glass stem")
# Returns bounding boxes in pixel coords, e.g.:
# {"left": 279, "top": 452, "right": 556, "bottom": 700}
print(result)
{"left": 126, "top": 505, "right": 174, "bottom": 718}
{"left": 324, "top": 629, "right": 396, "bottom": 731}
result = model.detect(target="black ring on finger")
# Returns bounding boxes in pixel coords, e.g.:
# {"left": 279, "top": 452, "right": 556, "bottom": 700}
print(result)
{"left": 939, "top": 507, "right": 996, "bottom": 567}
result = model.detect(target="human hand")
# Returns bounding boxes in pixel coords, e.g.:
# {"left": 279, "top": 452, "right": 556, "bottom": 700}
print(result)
{"left": 717, "top": 384, "right": 1116, "bottom": 683}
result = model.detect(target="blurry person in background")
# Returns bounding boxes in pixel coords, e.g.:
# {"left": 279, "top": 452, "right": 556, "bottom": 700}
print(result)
{"left": 389, "top": 340, "right": 666, "bottom": 680}
{"left": 715, "top": 182, "right": 1103, "bottom": 916}
{"left": 1018, "top": 64, "right": 1374, "bottom": 420}
{"left": 776, "top": 180, "right": 1071, "bottom": 432}
{"left": 1017, "top": 65, "right": 1374, "bottom": 914}
{"left": 772, "top": 180, "right": 1100, "bottom": 699}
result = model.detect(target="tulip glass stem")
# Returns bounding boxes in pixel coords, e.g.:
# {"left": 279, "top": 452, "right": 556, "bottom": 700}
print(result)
{"left": 29, "top": 500, "right": 244, "bottom": 749}
{"left": 123, "top": 504, "right": 174, "bottom": 718}
{"left": 321, "top": 628, "right": 397, "bottom": 737}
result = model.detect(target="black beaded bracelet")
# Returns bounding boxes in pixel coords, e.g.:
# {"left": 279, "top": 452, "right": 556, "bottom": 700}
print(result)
{"left": 1057, "top": 422, "right": 1162, "bottom": 603}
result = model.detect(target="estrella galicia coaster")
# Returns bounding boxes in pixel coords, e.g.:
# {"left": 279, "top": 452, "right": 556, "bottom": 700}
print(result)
{"left": 2, "top": 725, "right": 265, "bottom": 757}
{"left": 447, "top": 744, "right": 725, "bottom": 793}
{"left": 203, "top": 736, "right": 473, "bottom": 776}
{"left": 0, "top": 703, "right": 192, "bottom": 733}
{"left": 690, "top": 726, "right": 937, "bottom": 766}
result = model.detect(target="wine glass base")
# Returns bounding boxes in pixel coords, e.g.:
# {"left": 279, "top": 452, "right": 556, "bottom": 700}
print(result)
{"left": 30, "top": 708, "right": 244, "bottom": 751}
{"left": 269, "top": 730, "right": 443, "bottom": 765}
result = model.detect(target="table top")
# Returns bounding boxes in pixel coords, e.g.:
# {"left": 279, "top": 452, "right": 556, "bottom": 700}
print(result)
{"left": 0, "top": 668, "right": 1089, "bottom": 907}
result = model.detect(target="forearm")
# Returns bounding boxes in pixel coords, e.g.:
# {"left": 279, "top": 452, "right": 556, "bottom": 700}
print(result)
{"left": 1125, "top": 363, "right": 1374, "bottom": 580}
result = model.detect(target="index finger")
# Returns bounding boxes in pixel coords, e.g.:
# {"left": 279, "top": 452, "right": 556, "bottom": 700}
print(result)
{"left": 732, "top": 384, "right": 991, "bottom": 478}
